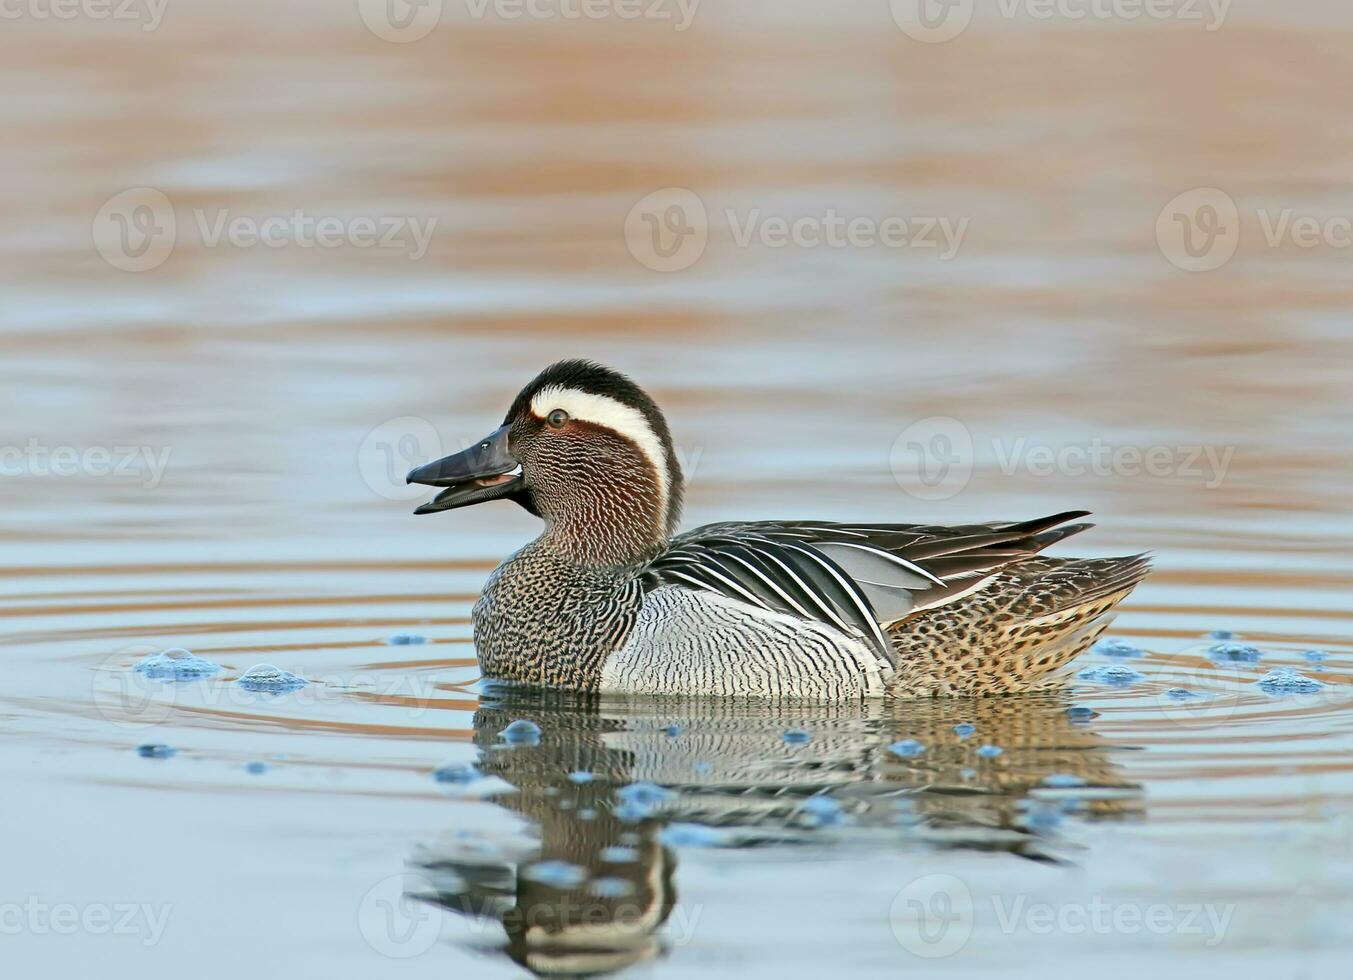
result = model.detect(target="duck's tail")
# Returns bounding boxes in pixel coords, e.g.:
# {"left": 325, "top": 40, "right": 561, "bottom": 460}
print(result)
{"left": 888, "top": 553, "right": 1152, "bottom": 696}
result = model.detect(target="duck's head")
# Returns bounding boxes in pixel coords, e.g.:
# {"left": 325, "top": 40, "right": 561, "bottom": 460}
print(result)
{"left": 407, "top": 360, "right": 683, "bottom": 562}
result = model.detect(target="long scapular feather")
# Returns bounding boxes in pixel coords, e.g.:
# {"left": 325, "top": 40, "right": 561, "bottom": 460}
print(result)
{"left": 777, "top": 542, "right": 892, "bottom": 659}
{"left": 643, "top": 511, "right": 1099, "bottom": 659}
{"left": 811, "top": 541, "right": 942, "bottom": 587}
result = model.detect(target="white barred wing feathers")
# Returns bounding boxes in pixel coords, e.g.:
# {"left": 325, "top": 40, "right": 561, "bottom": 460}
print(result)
{"left": 641, "top": 511, "right": 1095, "bottom": 663}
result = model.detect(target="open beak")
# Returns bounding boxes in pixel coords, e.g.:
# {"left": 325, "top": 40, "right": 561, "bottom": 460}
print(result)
{"left": 406, "top": 425, "right": 523, "bottom": 515}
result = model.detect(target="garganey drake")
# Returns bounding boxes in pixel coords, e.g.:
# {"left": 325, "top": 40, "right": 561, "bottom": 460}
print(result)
{"left": 407, "top": 360, "right": 1150, "bottom": 699}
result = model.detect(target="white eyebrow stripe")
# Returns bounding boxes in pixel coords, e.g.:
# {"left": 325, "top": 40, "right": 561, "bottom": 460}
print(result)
{"left": 530, "top": 385, "right": 670, "bottom": 510}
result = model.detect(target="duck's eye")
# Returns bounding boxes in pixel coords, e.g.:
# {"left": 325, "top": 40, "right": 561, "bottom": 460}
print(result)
{"left": 546, "top": 409, "right": 570, "bottom": 429}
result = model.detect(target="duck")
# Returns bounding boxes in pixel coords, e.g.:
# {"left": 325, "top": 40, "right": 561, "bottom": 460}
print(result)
{"left": 407, "top": 360, "right": 1150, "bottom": 699}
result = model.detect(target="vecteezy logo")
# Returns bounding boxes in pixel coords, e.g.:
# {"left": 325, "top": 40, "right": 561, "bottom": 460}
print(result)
{"left": 357, "top": 872, "right": 442, "bottom": 958}
{"left": 358, "top": 417, "right": 445, "bottom": 501}
{"left": 90, "top": 644, "right": 179, "bottom": 730}
{"left": 92, "top": 188, "right": 176, "bottom": 272}
{"left": 358, "top": 0, "right": 443, "bottom": 43}
{"left": 1155, "top": 188, "right": 1240, "bottom": 272}
{"left": 1153, "top": 646, "right": 1249, "bottom": 730}
{"left": 889, "top": 0, "right": 975, "bottom": 44}
{"left": 624, "top": 188, "right": 708, "bottom": 272}
{"left": 889, "top": 417, "right": 974, "bottom": 501}
{"left": 888, "top": 872, "right": 974, "bottom": 958}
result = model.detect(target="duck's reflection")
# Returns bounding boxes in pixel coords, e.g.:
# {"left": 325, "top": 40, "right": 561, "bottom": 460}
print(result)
{"left": 413, "top": 686, "right": 1141, "bottom": 976}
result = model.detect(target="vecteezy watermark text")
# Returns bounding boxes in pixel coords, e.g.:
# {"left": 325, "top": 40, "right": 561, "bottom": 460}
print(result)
{"left": 989, "top": 437, "right": 1234, "bottom": 488}
{"left": 2, "top": 440, "right": 172, "bottom": 489}
{"left": 889, "top": 418, "right": 1235, "bottom": 500}
{"left": 889, "top": 873, "right": 1234, "bottom": 958}
{"left": 624, "top": 188, "right": 968, "bottom": 272}
{"left": 0, "top": 0, "right": 168, "bottom": 31}
{"left": 91, "top": 644, "right": 449, "bottom": 730}
{"left": 727, "top": 209, "right": 968, "bottom": 258}
{"left": 890, "top": 0, "right": 1230, "bottom": 43}
{"left": 464, "top": 0, "right": 699, "bottom": 29}
{"left": 997, "top": 0, "right": 1228, "bottom": 29}
{"left": 0, "top": 898, "right": 171, "bottom": 947}
{"left": 92, "top": 188, "right": 438, "bottom": 272}
{"left": 357, "top": 0, "right": 699, "bottom": 43}
{"left": 193, "top": 210, "right": 436, "bottom": 259}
